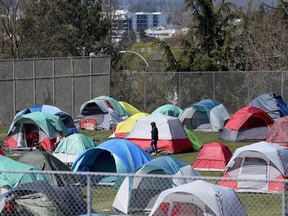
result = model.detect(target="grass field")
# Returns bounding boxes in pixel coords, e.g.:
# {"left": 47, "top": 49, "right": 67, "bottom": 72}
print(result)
{"left": 0, "top": 126, "right": 283, "bottom": 215}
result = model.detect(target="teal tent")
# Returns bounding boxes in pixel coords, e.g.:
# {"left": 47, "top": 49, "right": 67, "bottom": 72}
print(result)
{"left": 152, "top": 104, "right": 183, "bottom": 117}
{"left": 0, "top": 155, "right": 50, "bottom": 191}
{"left": 53, "top": 133, "right": 95, "bottom": 165}
{"left": 113, "top": 156, "right": 200, "bottom": 214}
{"left": 5, "top": 112, "right": 68, "bottom": 151}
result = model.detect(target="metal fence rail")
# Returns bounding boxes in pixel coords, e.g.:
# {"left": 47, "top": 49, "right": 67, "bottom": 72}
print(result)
{"left": 111, "top": 71, "right": 288, "bottom": 114}
{"left": 0, "top": 170, "right": 287, "bottom": 216}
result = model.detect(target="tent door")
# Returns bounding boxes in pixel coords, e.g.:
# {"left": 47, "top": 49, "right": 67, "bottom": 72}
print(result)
{"left": 238, "top": 157, "right": 269, "bottom": 189}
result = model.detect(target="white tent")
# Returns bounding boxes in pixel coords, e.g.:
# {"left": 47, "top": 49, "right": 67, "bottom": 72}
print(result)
{"left": 219, "top": 141, "right": 288, "bottom": 193}
{"left": 74, "top": 99, "right": 124, "bottom": 130}
{"left": 112, "top": 156, "right": 200, "bottom": 214}
{"left": 149, "top": 180, "right": 247, "bottom": 216}
{"left": 179, "top": 99, "right": 230, "bottom": 132}
{"left": 126, "top": 114, "right": 193, "bottom": 154}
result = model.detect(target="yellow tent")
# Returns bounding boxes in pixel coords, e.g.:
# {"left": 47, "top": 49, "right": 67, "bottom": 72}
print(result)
{"left": 113, "top": 112, "right": 150, "bottom": 138}
{"left": 119, "top": 101, "right": 141, "bottom": 116}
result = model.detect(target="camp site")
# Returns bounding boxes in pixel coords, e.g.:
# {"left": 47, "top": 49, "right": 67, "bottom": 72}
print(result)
{"left": 0, "top": 1, "right": 287, "bottom": 214}
{"left": 0, "top": 93, "right": 287, "bottom": 215}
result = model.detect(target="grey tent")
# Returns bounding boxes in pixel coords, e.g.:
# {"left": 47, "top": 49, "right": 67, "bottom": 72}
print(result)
{"left": 16, "top": 151, "right": 77, "bottom": 187}
{"left": 0, "top": 180, "right": 87, "bottom": 216}
{"left": 249, "top": 93, "right": 288, "bottom": 120}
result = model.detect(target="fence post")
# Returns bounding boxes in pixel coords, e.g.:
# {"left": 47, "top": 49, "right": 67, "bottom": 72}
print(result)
{"left": 52, "top": 58, "right": 55, "bottom": 105}
{"left": 13, "top": 59, "right": 16, "bottom": 115}
{"left": 33, "top": 59, "right": 36, "bottom": 105}
{"left": 281, "top": 71, "right": 284, "bottom": 98}
{"left": 87, "top": 174, "right": 92, "bottom": 216}
{"left": 282, "top": 180, "right": 286, "bottom": 216}
{"left": 213, "top": 71, "right": 215, "bottom": 100}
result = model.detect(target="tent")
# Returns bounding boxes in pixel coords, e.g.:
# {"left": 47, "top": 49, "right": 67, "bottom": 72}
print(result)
{"left": 149, "top": 180, "right": 247, "bottom": 216}
{"left": 74, "top": 98, "right": 124, "bottom": 130}
{"left": 183, "top": 127, "right": 202, "bottom": 150}
{"left": 110, "top": 112, "right": 150, "bottom": 139}
{"left": 5, "top": 112, "right": 68, "bottom": 151}
{"left": 151, "top": 104, "right": 183, "bottom": 117}
{"left": 0, "top": 180, "right": 87, "bottom": 216}
{"left": 119, "top": 101, "right": 141, "bottom": 115}
{"left": 249, "top": 93, "right": 288, "bottom": 120}
{"left": 72, "top": 139, "right": 152, "bottom": 183}
{"left": 266, "top": 116, "right": 288, "bottom": 146}
{"left": 126, "top": 114, "right": 194, "bottom": 154}
{"left": 95, "top": 95, "right": 130, "bottom": 117}
{"left": 112, "top": 156, "right": 200, "bottom": 214}
{"left": 0, "top": 155, "right": 50, "bottom": 194}
{"left": 53, "top": 133, "right": 95, "bottom": 165}
{"left": 16, "top": 104, "right": 78, "bottom": 135}
{"left": 15, "top": 151, "right": 77, "bottom": 187}
{"left": 220, "top": 106, "right": 274, "bottom": 142}
{"left": 218, "top": 142, "right": 288, "bottom": 193}
{"left": 179, "top": 99, "right": 230, "bottom": 132}
{"left": 192, "top": 142, "right": 232, "bottom": 171}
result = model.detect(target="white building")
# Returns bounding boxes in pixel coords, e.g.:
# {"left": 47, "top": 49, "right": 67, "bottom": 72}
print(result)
{"left": 112, "top": 10, "right": 168, "bottom": 32}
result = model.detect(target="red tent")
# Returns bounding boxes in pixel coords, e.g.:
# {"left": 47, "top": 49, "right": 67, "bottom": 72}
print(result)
{"left": 266, "top": 116, "right": 288, "bottom": 146}
{"left": 220, "top": 106, "right": 274, "bottom": 142}
{"left": 192, "top": 142, "right": 232, "bottom": 171}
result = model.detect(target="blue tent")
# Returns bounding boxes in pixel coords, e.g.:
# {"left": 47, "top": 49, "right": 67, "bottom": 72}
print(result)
{"left": 112, "top": 156, "right": 200, "bottom": 214}
{"left": 249, "top": 93, "right": 288, "bottom": 120}
{"left": 16, "top": 104, "right": 78, "bottom": 135}
{"left": 71, "top": 139, "right": 152, "bottom": 182}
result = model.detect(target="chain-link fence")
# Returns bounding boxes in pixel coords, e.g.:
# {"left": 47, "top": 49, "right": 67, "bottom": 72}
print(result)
{"left": 1, "top": 170, "right": 287, "bottom": 216}
{"left": 111, "top": 71, "right": 288, "bottom": 115}
{"left": 0, "top": 56, "right": 111, "bottom": 126}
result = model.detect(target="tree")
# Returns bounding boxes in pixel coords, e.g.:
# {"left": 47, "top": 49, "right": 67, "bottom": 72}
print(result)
{"left": 0, "top": 0, "right": 29, "bottom": 58}
{"left": 154, "top": 0, "right": 238, "bottom": 72}
{"left": 19, "top": 0, "right": 111, "bottom": 58}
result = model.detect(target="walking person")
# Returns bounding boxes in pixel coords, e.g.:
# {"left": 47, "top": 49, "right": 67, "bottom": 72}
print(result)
{"left": 150, "top": 122, "right": 159, "bottom": 155}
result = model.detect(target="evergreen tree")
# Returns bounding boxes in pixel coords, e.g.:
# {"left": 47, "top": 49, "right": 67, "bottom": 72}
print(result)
{"left": 19, "top": 0, "right": 111, "bottom": 58}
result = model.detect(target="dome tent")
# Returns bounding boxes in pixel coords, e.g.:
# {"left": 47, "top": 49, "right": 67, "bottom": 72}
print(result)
{"left": 16, "top": 104, "right": 78, "bottom": 135}
{"left": 72, "top": 139, "right": 152, "bottom": 184}
{"left": 112, "top": 156, "right": 200, "bottom": 214}
{"left": 110, "top": 112, "right": 150, "bottom": 139}
{"left": 249, "top": 93, "right": 288, "bottom": 120}
{"left": 220, "top": 106, "right": 274, "bottom": 142}
{"left": 192, "top": 142, "right": 232, "bottom": 171}
{"left": 219, "top": 142, "right": 288, "bottom": 193}
{"left": 16, "top": 151, "right": 77, "bottom": 187}
{"left": 53, "top": 133, "right": 95, "bottom": 164}
{"left": 151, "top": 104, "right": 183, "bottom": 117}
{"left": 126, "top": 114, "right": 194, "bottom": 154}
{"left": 5, "top": 112, "right": 68, "bottom": 151}
{"left": 149, "top": 180, "right": 247, "bottom": 216}
{"left": 179, "top": 99, "right": 230, "bottom": 132}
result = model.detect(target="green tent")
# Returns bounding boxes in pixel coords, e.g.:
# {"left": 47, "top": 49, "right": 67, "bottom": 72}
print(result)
{"left": 52, "top": 133, "right": 95, "bottom": 165}
{"left": 0, "top": 155, "right": 50, "bottom": 190}
{"left": 152, "top": 104, "right": 183, "bottom": 117}
{"left": 96, "top": 95, "right": 130, "bottom": 117}
{"left": 6, "top": 112, "right": 68, "bottom": 151}
{"left": 184, "top": 127, "right": 203, "bottom": 150}
{"left": 15, "top": 151, "right": 76, "bottom": 187}
{"left": 7, "top": 112, "right": 68, "bottom": 136}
